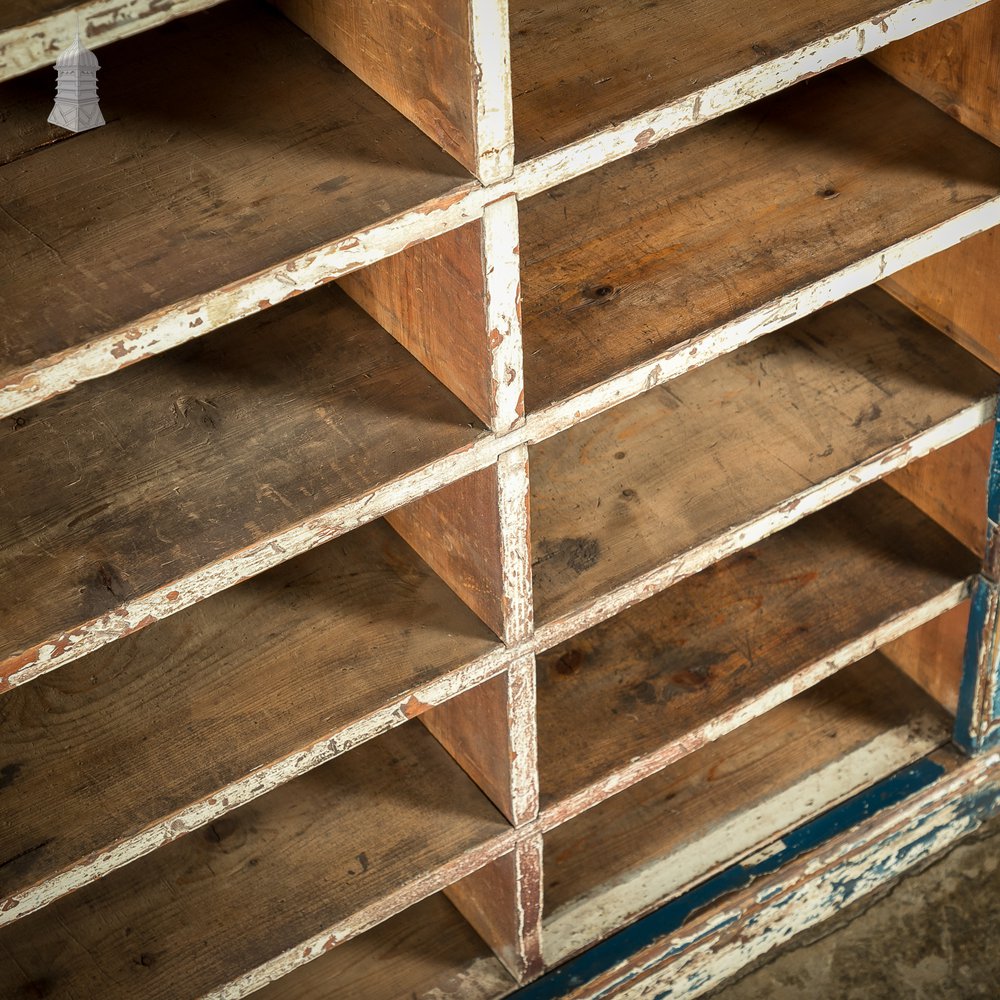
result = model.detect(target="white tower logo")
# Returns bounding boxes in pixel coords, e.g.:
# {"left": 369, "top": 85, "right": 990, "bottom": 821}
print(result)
{"left": 49, "top": 34, "right": 105, "bottom": 133}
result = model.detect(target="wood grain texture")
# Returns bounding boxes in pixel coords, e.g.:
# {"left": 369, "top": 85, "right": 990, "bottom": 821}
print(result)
{"left": 0, "top": 0, "right": 226, "bottom": 80}
{"left": 870, "top": 2, "right": 1000, "bottom": 146}
{"left": 885, "top": 420, "right": 993, "bottom": 557}
{"left": 388, "top": 463, "right": 507, "bottom": 641}
{"left": 272, "top": 0, "right": 478, "bottom": 174}
{"left": 882, "top": 226, "right": 1000, "bottom": 375}
{"left": 0, "top": 723, "right": 511, "bottom": 1000}
{"left": 509, "top": 0, "right": 989, "bottom": 167}
{"left": 444, "top": 842, "right": 543, "bottom": 983}
{"left": 421, "top": 654, "right": 538, "bottom": 827}
{"left": 339, "top": 201, "right": 525, "bottom": 433}
{"left": 519, "top": 61, "right": 1000, "bottom": 413}
{"left": 338, "top": 219, "right": 492, "bottom": 426}
{"left": 535, "top": 484, "right": 976, "bottom": 818}
{"left": 530, "top": 289, "right": 996, "bottom": 639}
{"left": 542, "top": 655, "right": 951, "bottom": 964}
{"left": 253, "top": 893, "right": 515, "bottom": 1000}
{"left": 0, "top": 518, "right": 505, "bottom": 926}
{"left": 882, "top": 599, "right": 970, "bottom": 715}
{"left": 0, "top": 0, "right": 476, "bottom": 416}
{"left": 0, "top": 285, "right": 486, "bottom": 691}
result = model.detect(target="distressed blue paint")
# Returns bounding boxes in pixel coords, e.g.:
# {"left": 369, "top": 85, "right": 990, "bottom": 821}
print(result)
{"left": 986, "top": 399, "right": 1000, "bottom": 526}
{"left": 511, "top": 759, "right": 944, "bottom": 1000}
{"left": 955, "top": 576, "right": 993, "bottom": 754}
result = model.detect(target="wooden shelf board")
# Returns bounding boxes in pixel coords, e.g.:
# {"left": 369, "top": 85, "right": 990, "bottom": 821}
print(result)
{"left": 510, "top": 0, "right": 990, "bottom": 182}
{"left": 0, "top": 0, "right": 479, "bottom": 417}
{"left": 519, "top": 62, "right": 1000, "bottom": 419}
{"left": 0, "top": 285, "right": 491, "bottom": 692}
{"left": 0, "top": 722, "right": 512, "bottom": 999}
{"left": 0, "top": 0, "right": 225, "bottom": 81}
{"left": 535, "top": 482, "right": 977, "bottom": 824}
{"left": 254, "top": 892, "right": 516, "bottom": 1000}
{"left": 530, "top": 288, "right": 997, "bottom": 646}
{"left": 542, "top": 654, "right": 953, "bottom": 967}
{"left": 0, "top": 518, "right": 506, "bottom": 927}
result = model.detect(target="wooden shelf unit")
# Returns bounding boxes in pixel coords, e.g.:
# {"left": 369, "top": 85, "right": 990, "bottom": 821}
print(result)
{"left": 3, "top": 2, "right": 1000, "bottom": 998}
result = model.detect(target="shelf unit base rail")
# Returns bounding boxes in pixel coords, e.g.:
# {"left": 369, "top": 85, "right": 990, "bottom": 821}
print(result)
{"left": 517, "top": 749, "right": 1000, "bottom": 1000}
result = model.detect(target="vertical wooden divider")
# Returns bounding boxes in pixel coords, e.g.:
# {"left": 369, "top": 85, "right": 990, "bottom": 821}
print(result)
{"left": 270, "top": 0, "right": 514, "bottom": 182}
{"left": 867, "top": 9, "right": 1000, "bottom": 750}
{"left": 338, "top": 196, "right": 523, "bottom": 433}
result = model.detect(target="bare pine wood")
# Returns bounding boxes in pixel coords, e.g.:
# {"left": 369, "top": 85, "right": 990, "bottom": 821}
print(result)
{"left": 519, "top": 62, "right": 1000, "bottom": 416}
{"left": 444, "top": 839, "right": 544, "bottom": 983}
{"left": 0, "top": 723, "right": 511, "bottom": 1000}
{"left": 420, "top": 654, "right": 537, "bottom": 826}
{"left": 882, "top": 600, "right": 970, "bottom": 715}
{"left": 387, "top": 463, "right": 508, "bottom": 641}
{"left": 253, "top": 893, "right": 514, "bottom": 1000}
{"left": 870, "top": 3, "right": 1000, "bottom": 147}
{"left": 0, "top": 518, "right": 506, "bottom": 926}
{"left": 535, "top": 484, "right": 976, "bottom": 821}
{"left": 340, "top": 197, "right": 524, "bottom": 433}
{"left": 883, "top": 226, "right": 1000, "bottom": 375}
{"left": 0, "top": 0, "right": 478, "bottom": 417}
{"left": 530, "top": 289, "right": 996, "bottom": 641}
{"left": 0, "top": 285, "right": 487, "bottom": 692}
{"left": 885, "top": 421, "right": 993, "bottom": 557}
{"left": 510, "top": 0, "right": 990, "bottom": 174}
{"left": 0, "top": 0, "right": 226, "bottom": 80}
{"left": 542, "top": 655, "right": 951, "bottom": 964}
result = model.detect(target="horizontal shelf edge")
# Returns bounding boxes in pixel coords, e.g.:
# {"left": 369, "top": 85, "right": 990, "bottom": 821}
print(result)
{"left": 537, "top": 580, "right": 972, "bottom": 832}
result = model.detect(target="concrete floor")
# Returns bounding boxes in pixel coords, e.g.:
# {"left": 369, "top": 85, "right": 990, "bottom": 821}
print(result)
{"left": 712, "top": 814, "right": 1000, "bottom": 999}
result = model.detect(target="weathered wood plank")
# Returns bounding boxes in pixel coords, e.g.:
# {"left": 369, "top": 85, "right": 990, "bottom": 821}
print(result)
{"left": 882, "top": 600, "right": 970, "bottom": 716}
{"left": 870, "top": 2, "right": 1000, "bottom": 147}
{"left": 519, "top": 62, "right": 1000, "bottom": 418}
{"left": 0, "top": 0, "right": 479, "bottom": 417}
{"left": 252, "top": 893, "right": 515, "bottom": 1000}
{"left": 444, "top": 838, "right": 544, "bottom": 983}
{"left": 272, "top": 0, "right": 478, "bottom": 173}
{"left": 530, "top": 289, "right": 996, "bottom": 645}
{"left": 0, "top": 285, "right": 490, "bottom": 691}
{"left": 0, "top": 723, "right": 512, "bottom": 1000}
{"left": 535, "top": 484, "right": 977, "bottom": 824}
{"left": 340, "top": 196, "right": 523, "bottom": 433}
{"left": 566, "top": 746, "right": 1000, "bottom": 1000}
{"left": 885, "top": 421, "right": 993, "bottom": 557}
{"left": 882, "top": 227, "right": 1000, "bottom": 375}
{"left": 542, "top": 655, "right": 951, "bottom": 965}
{"left": 0, "top": 0, "right": 226, "bottom": 80}
{"left": 420, "top": 654, "right": 537, "bottom": 826}
{"left": 511, "top": 0, "right": 991, "bottom": 190}
{"left": 0, "top": 518, "right": 507, "bottom": 927}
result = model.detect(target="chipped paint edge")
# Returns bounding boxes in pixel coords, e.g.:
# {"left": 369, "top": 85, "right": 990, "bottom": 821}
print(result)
{"left": 538, "top": 581, "right": 972, "bottom": 832}
{"left": 512, "top": 0, "right": 994, "bottom": 199}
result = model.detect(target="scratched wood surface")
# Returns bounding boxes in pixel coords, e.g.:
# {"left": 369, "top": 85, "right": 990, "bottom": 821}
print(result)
{"left": 518, "top": 62, "right": 1000, "bottom": 413}
{"left": 542, "top": 654, "right": 951, "bottom": 964}
{"left": 0, "top": 0, "right": 473, "bottom": 413}
{"left": 0, "top": 285, "right": 485, "bottom": 690}
{"left": 870, "top": 2, "right": 1000, "bottom": 147}
{"left": 0, "top": 722, "right": 509, "bottom": 999}
{"left": 535, "top": 484, "right": 976, "bottom": 813}
{"left": 530, "top": 289, "right": 996, "bottom": 635}
{"left": 0, "top": 517, "right": 504, "bottom": 925}
{"left": 508, "top": 0, "right": 987, "bottom": 165}
{"left": 254, "top": 893, "right": 515, "bottom": 1000}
